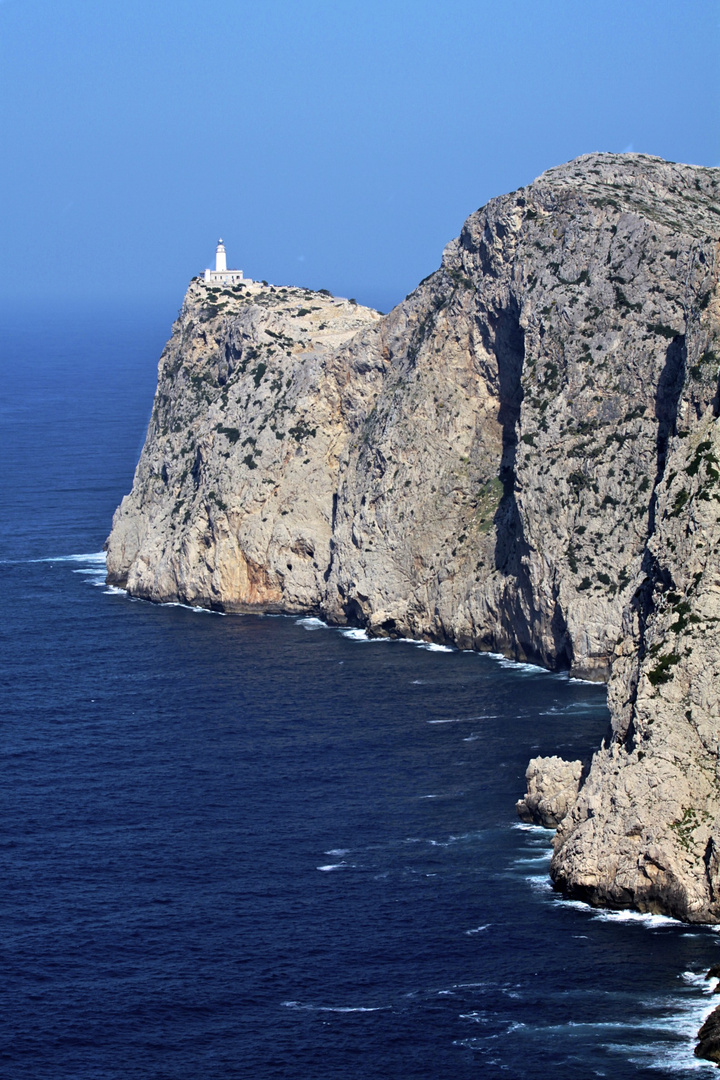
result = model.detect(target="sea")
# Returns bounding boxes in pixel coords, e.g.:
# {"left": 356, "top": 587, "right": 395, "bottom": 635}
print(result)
{"left": 2, "top": 302, "right": 719, "bottom": 1079}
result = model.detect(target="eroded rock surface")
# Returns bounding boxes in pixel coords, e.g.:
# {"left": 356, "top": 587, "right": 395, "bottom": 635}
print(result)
{"left": 108, "top": 152, "right": 720, "bottom": 920}
{"left": 516, "top": 756, "right": 584, "bottom": 828}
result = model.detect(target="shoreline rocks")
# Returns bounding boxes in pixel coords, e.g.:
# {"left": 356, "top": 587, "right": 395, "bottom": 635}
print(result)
{"left": 696, "top": 967, "right": 720, "bottom": 1065}
{"left": 516, "top": 756, "right": 584, "bottom": 828}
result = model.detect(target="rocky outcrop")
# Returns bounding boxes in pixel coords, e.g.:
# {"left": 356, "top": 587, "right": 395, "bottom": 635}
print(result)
{"left": 551, "top": 410, "right": 720, "bottom": 921}
{"left": 106, "top": 280, "right": 383, "bottom": 611}
{"left": 696, "top": 968, "right": 720, "bottom": 1064}
{"left": 696, "top": 1007, "right": 720, "bottom": 1066}
{"left": 516, "top": 756, "right": 584, "bottom": 828}
{"left": 107, "top": 152, "right": 720, "bottom": 920}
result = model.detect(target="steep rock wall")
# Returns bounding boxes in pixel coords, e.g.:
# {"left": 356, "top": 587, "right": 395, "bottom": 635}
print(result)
{"left": 107, "top": 153, "right": 720, "bottom": 919}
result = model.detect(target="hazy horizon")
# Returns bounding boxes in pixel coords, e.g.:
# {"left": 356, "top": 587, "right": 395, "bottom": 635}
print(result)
{"left": 1, "top": 0, "right": 718, "bottom": 316}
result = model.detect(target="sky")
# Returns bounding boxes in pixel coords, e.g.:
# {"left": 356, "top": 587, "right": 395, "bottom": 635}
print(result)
{"left": 0, "top": 0, "right": 718, "bottom": 315}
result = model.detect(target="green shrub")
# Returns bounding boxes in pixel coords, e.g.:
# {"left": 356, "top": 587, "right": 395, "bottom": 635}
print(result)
{"left": 216, "top": 425, "right": 240, "bottom": 443}
{"left": 646, "top": 322, "right": 680, "bottom": 339}
{"left": 647, "top": 652, "right": 681, "bottom": 686}
{"left": 252, "top": 362, "right": 267, "bottom": 388}
{"left": 670, "top": 488, "right": 689, "bottom": 516}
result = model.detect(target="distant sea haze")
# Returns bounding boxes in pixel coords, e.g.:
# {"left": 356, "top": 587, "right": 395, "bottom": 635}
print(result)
{"left": 1, "top": 306, "right": 718, "bottom": 1078}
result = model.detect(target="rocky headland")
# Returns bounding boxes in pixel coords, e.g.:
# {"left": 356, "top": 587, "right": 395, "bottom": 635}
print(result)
{"left": 107, "top": 153, "right": 720, "bottom": 925}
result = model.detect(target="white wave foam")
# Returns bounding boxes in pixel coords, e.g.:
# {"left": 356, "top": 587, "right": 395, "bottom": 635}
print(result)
{"left": 525, "top": 874, "right": 553, "bottom": 893}
{"left": 73, "top": 568, "right": 108, "bottom": 588}
{"left": 324, "top": 848, "right": 349, "bottom": 856}
{"left": 496, "top": 658, "right": 547, "bottom": 674}
{"left": 606, "top": 1038, "right": 717, "bottom": 1074}
{"left": 465, "top": 925, "right": 491, "bottom": 935}
{"left": 512, "top": 822, "right": 556, "bottom": 836}
{"left": 36, "top": 551, "right": 107, "bottom": 565}
{"left": 593, "top": 907, "right": 684, "bottom": 929}
{"left": 682, "top": 971, "right": 718, "bottom": 992}
{"left": 317, "top": 862, "right": 351, "bottom": 871}
{"left": 339, "top": 627, "right": 371, "bottom": 641}
{"left": 296, "top": 616, "right": 328, "bottom": 629}
{"left": 337, "top": 627, "right": 457, "bottom": 652}
{"left": 513, "top": 852, "right": 552, "bottom": 866}
{"left": 539, "top": 703, "right": 600, "bottom": 715}
{"left": 482, "top": 649, "right": 600, "bottom": 684}
{"left": 282, "top": 1001, "right": 387, "bottom": 1013}
{"left": 157, "top": 600, "right": 225, "bottom": 615}
{"left": 427, "top": 714, "right": 496, "bottom": 725}
{"left": 558, "top": 896, "right": 693, "bottom": 935}
{"left": 37, "top": 552, "right": 110, "bottom": 590}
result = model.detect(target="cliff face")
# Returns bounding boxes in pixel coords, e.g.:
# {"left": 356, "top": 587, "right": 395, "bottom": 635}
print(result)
{"left": 106, "top": 280, "right": 383, "bottom": 611}
{"left": 107, "top": 153, "right": 720, "bottom": 920}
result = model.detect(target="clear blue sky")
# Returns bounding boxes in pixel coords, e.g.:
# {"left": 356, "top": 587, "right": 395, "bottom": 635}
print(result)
{"left": 1, "top": 0, "right": 718, "bottom": 314}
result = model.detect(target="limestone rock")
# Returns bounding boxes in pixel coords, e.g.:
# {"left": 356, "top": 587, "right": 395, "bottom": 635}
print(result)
{"left": 516, "top": 756, "right": 584, "bottom": 828}
{"left": 107, "top": 152, "right": 720, "bottom": 920}
{"left": 551, "top": 413, "right": 720, "bottom": 921}
{"left": 106, "top": 280, "right": 382, "bottom": 611}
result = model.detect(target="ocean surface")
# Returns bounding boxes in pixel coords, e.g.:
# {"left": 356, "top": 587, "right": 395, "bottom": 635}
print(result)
{"left": 2, "top": 303, "right": 720, "bottom": 1079}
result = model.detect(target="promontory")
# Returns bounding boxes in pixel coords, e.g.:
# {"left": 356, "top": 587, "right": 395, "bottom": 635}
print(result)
{"left": 107, "top": 153, "right": 720, "bottom": 923}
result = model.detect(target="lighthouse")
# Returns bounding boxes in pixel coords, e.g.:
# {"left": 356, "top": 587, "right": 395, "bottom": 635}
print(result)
{"left": 204, "top": 239, "right": 245, "bottom": 285}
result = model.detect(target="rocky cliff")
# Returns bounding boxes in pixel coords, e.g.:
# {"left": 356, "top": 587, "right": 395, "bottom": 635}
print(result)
{"left": 107, "top": 153, "right": 720, "bottom": 920}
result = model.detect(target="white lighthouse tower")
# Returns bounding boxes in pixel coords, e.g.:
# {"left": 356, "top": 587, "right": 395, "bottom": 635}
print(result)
{"left": 204, "top": 239, "right": 245, "bottom": 285}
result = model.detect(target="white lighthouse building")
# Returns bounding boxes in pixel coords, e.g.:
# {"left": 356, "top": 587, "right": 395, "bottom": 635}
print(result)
{"left": 204, "top": 239, "right": 246, "bottom": 285}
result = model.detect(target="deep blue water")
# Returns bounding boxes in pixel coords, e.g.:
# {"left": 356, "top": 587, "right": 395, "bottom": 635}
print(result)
{"left": 2, "top": 305, "right": 719, "bottom": 1079}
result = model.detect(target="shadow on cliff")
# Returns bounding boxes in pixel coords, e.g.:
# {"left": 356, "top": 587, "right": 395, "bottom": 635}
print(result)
{"left": 647, "top": 333, "right": 687, "bottom": 535}
{"left": 619, "top": 333, "right": 687, "bottom": 748}
{"left": 483, "top": 301, "right": 574, "bottom": 669}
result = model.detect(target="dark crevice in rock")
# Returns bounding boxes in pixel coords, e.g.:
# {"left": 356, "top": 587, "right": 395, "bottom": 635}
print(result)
{"left": 550, "top": 593, "right": 574, "bottom": 671}
{"left": 491, "top": 300, "right": 526, "bottom": 564}
{"left": 648, "top": 334, "right": 686, "bottom": 534}
{"left": 704, "top": 838, "right": 720, "bottom": 907}
{"left": 342, "top": 596, "right": 367, "bottom": 628}
{"left": 323, "top": 496, "right": 339, "bottom": 583}
{"left": 487, "top": 301, "right": 553, "bottom": 664}
{"left": 620, "top": 336, "right": 687, "bottom": 746}
{"left": 191, "top": 448, "right": 203, "bottom": 487}
{"left": 618, "top": 548, "right": 676, "bottom": 748}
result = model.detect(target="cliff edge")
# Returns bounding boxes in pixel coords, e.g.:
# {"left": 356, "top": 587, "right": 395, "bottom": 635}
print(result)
{"left": 107, "top": 153, "right": 720, "bottom": 920}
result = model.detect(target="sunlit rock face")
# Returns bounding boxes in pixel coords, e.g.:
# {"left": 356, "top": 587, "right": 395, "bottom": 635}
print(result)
{"left": 108, "top": 153, "right": 720, "bottom": 920}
